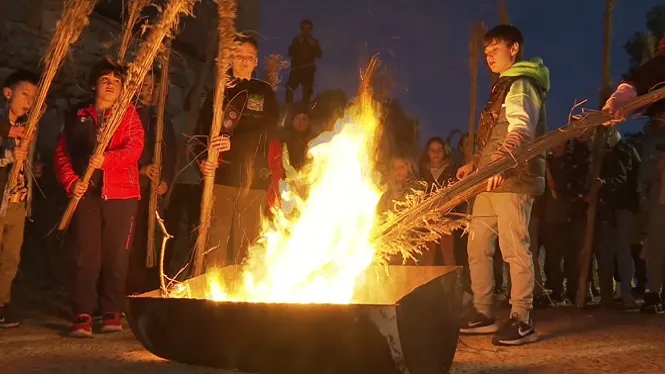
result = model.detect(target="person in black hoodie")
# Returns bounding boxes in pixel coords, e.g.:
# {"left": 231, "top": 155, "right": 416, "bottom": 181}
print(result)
{"left": 285, "top": 19, "right": 322, "bottom": 106}
{"left": 126, "top": 67, "right": 177, "bottom": 293}
{"left": 196, "top": 36, "right": 279, "bottom": 268}
{"left": 590, "top": 129, "right": 636, "bottom": 308}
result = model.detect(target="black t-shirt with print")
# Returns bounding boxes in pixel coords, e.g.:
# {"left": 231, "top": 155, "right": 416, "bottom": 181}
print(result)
{"left": 196, "top": 77, "right": 279, "bottom": 190}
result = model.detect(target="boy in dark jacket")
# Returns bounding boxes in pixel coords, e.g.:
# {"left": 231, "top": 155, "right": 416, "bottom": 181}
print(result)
{"left": 196, "top": 36, "right": 279, "bottom": 268}
{"left": 0, "top": 70, "right": 38, "bottom": 328}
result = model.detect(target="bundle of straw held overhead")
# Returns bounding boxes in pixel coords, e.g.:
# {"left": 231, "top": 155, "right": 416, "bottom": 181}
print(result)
{"left": 117, "top": 0, "right": 152, "bottom": 64}
{"left": 264, "top": 54, "right": 289, "bottom": 92}
{"left": 373, "top": 85, "right": 665, "bottom": 259}
{"left": 192, "top": 0, "right": 238, "bottom": 276}
{"left": 58, "top": 0, "right": 199, "bottom": 231}
{"left": 146, "top": 42, "right": 172, "bottom": 268}
{"left": 8, "top": 0, "right": 99, "bottom": 190}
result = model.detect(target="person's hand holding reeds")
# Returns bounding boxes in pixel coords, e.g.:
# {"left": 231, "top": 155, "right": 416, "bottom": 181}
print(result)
{"left": 141, "top": 164, "right": 159, "bottom": 180}
{"left": 156, "top": 182, "right": 167, "bottom": 195}
{"left": 12, "top": 148, "right": 27, "bottom": 162}
{"left": 71, "top": 180, "right": 89, "bottom": 198}
{"left": 8, "top": 127, "right": 25, "bottom": 139}
{"left": 456, "top": 162, "right": 475, "bottom": 180}
{"left": 210, "top": 135, "right": 231, "bottom": 152}
{"left": 90, "top": 154, "right": 104, "bottom": 169}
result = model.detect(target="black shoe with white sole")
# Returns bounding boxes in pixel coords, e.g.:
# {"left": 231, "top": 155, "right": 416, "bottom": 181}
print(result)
{"left": 459, "top": 310, "right": 498, "bottom": 335}
{"left": 491, "top": 313, "right": 539, "bottom": 346}
{"left": 0, "top": 304, "right": 20, "bottom": 328}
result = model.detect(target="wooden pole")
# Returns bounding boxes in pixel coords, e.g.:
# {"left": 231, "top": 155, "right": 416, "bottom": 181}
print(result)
{"left": 575, "top": 0, "right": 615, "bottom": 308}
{"left": 58, "top": 0, "right": 197, "bottom": 231}
{"left": 164, "top": 28, "right": 217, "bottom": 207}
{"left": 192, "top": 0, "right": 237, "bottom": 276}
{"left": 8, "top": 0, "right": 99, "bottom": 190}
{"left": 468, "top": 22, "right": 482, "bottom": 159}
{"left": 146, "top": 42, "right": 171, "bottom": 268}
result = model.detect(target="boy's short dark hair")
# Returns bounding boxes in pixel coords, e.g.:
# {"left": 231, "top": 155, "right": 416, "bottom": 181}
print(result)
{"left": 89, "top": 58, "right": 127, "bottom": 89}
{"left": 3, "top": 70, "right": 39, "bottom": 90}
{"left": 484, "top": 24, "right": 524, "bottom": 59}
{"left": 235, "top": 35, "right": 259, "bottom": 51}
{"left": 300, "top": 19, "right": 313, "bottom": 28}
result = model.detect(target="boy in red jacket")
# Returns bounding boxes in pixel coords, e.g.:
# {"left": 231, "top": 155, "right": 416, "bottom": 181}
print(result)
{"left": 54, "top": 59, "right": 144, "bottom": 337}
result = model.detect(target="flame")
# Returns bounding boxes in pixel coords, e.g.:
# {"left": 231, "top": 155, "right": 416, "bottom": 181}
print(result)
{"left": 205, "top": 95, "right": 384, "bottom": 304}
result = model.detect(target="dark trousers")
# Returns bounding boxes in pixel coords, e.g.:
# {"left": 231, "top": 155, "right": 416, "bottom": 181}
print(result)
{"left": 545, "top": 221, "right": 578, "bottom": 299}
{"left": 164, "top": 183, "right": 202, "bottom": 278}
{"left": 631, "top": 244, "right": 647, "bottom": 288}
{"left": 453, "top": 228, "right": 470, "bottom": 292}
{"left": 70, "top": 195, "right": 137, "bottom": 315}
{"left": 285, "top": 65, "right": 316, "bottom": 105}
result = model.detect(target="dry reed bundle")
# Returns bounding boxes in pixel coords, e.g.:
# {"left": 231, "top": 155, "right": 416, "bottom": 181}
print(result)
{"left": 8, "top": 0, "right": 99, "bottom": 190}
{"left": 192, "top": 0, "right": 237, "bottom": 276}
{"left": 373, "top": 85, "right": 665, "bottom": 259}
{"left": 117, "top": 0, "right": 152, "bottom": 64}
{"left": 264, "top": 54, "right": 289, "bottom": 92}
{"left": 58, "top": 0, "right": 198, "bottom": 231}
{"left": 146, "top": 42, "right": 172, "bottom": 268}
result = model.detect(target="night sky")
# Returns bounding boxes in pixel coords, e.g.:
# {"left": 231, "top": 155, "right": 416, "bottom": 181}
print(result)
{"left": 256, "top": 0, "right": 662, "bottom": 145}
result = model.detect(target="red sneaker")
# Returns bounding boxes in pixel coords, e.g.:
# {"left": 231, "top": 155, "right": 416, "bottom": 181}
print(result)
{"left": 70, "top": 313, "right": 92, "bottom": 338}
{"left": 100, "top": 312, "right": 123, "bottom": 333}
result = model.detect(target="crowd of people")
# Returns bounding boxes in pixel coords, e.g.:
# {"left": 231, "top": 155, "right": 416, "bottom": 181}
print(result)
{"left": 0, "top": 18, "right": 662, "bottom": 351}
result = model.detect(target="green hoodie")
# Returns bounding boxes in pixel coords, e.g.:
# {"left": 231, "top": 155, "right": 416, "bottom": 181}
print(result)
{"left": 501, "top": 57, "right": 551, "bottom": 92}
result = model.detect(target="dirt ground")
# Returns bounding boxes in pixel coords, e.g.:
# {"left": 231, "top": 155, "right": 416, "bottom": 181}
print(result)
{"left": 1, "top": 305, "right": 664, "bottom": 374}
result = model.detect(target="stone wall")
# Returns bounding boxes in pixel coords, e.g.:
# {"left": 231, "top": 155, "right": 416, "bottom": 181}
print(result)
{"left": 0, "top": 0, "right": 260, "bottom": 152}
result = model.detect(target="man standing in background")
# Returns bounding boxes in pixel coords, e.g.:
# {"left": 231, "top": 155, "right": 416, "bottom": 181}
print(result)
{"left": 285, "top": 19, "right": 322, "bottom": 107}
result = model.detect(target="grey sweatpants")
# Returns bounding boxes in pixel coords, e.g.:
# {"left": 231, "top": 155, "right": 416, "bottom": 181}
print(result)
{"left": 468, "top": 192, "right": 534, "bottom": 322}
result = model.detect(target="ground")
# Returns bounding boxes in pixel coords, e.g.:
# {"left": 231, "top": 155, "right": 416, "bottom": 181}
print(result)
{"left": 1, "top": 306, "right": 664, "bottom": 374}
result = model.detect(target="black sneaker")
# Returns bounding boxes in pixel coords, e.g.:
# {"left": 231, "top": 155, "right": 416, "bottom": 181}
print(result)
{"left": 640, "top": 292, "right": 663, "bottom": 314}
{"left": 460, "top": 310, "right": 498, "bottom": 334}
{"left": 491, "top": 313, "right": 539, "bottom": 346}
{"left": 0, "top": 304, "right": 20, "bottom": 328}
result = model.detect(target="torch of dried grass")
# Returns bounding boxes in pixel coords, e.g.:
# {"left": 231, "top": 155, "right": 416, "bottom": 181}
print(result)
{"left": 146, "top": 42, "right": 172, "bottom": 268}
{"left": 192, "top": 0, "right": 238, "bottom": 276}
{"left": 373, "top": 86, "right": 665, "bottom": 259}
{"left": 8, "top": 0, "right": 99, "bottom": 190}
{"left": 117, "top": 0, "right": 152, "bottom": 64}
{"left": 264, "top": 54, "right": 289, "bottom": 92}
{"left": 58, "top": 0, "right": 198, "bottom": 231}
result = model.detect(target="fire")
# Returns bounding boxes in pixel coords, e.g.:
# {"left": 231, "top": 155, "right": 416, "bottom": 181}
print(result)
{"left": 205, "top": 96, "right": 384, "bottom": 304}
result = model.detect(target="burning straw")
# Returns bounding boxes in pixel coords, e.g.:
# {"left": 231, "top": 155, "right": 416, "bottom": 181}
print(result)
{"left": 58, "top": 0, "right": 198, "bottom": 231}
{"left": 373, "top": 85, "right": 665, "bottom": 258}
{"left": 192, "top": 0, "right": 237, "bottom": 276}
{"left": 117, "top": 0, "right": 152, "bottom": 64}
{"left": 146, "top": 42, "right": 172, "bottom": 268}
{"left": 8, "top": 0, "right": 99, "bottom": 190}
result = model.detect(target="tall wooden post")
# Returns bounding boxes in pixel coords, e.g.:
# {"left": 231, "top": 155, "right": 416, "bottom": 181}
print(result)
{"left": 575, "top": 0, "right": 615, "bottom": 308}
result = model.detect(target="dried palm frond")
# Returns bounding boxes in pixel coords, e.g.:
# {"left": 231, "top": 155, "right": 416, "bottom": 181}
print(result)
{"left": 58, "top": 0, "right": 198, "bottom": 231}
{"left": 373, "top": 85, "right": 665, "bottom": 259}
{"left": 193, "top": 0, "right": 238, "bottom": 276}
{"left": 146, "top": 41, "right": 171, "bottom": 268}
{"left": 264, "top": 54, "right": 289, "bottom": 92}
{"left": 117, "top": 0, "right": 152, "bottom": 63}
{"left": 8, "top": 0, "right": 99, "bottom": 190}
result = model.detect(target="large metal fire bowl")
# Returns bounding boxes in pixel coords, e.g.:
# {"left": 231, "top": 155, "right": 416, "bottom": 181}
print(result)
{"left": 126, "top": 265, "right": 462, "bottom": 374}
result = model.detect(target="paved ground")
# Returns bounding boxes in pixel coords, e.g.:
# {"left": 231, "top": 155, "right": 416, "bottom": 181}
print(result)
{"left": 1, "top": 306, "right": 664, "bottom": 374}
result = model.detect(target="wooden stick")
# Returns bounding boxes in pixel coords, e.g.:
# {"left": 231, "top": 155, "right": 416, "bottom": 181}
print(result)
{"left": 192, "top": 0, "right": 237, "bottom": 277}
{"left": 8, "top": 0, "right": 99, "bottom": 190}
{"left": 117, "top": 0, "right": 151, "bottom": 64}
{"left": 468, "top": 22, "right": 481, "bottom": 159}
{"left": 156, "top": 209, "right": 174, "bottom": 297}
{"left": 575, "top": 0, "right": 615, "bottom": 308}
{"left": 58, "top": 0, "right": 197, "bottom": 231}
{"left": 164, "top": 27, "right": 217, "bottom": 207}
{"left": 146, "top": 42, "right": 171, "bottom": 268}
